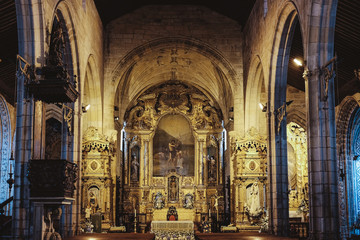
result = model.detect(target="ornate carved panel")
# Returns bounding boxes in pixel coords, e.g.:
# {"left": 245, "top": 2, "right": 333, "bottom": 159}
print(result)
{"left": 124, "top": 81, "right": 222, "bottom": 131}
{"left": 27, "top": 159, "right": 78, "bottom": 198}
{"left": 27, "top": 15, "right": 78, "bottom": 103}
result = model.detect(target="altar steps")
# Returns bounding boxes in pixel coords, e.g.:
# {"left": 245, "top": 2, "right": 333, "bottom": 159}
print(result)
{"left": 63, "top": 232, "right": 296, "bottom": 240}
{"left": 196, "top": 232, "right": 295, "bottom": 240}
{"left": 63, "top": 233, "right": 155, "bottom": 240}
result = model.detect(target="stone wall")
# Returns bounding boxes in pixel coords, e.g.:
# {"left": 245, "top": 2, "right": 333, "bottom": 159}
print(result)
{"left": 104, "top": 5, "right": 244, "bottom": 133}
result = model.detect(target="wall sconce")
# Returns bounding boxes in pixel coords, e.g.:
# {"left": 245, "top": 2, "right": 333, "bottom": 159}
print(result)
{"left": 259, "top": 103, "right": 267, "bottom": 112}
{"left": 114, "top": 116, "right": 119, "bottom": 121}
{"left": 82, "top": 104, "right": 90, "bottom": 113}
{"left": 275, "top": 100, "right": 293, "bottom": 135}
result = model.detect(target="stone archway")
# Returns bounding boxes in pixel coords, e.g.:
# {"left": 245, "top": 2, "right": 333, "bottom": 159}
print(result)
{"left": 0, "top": 94, "right": 11, "bottom": 203}
{"left": 268, "top": 4, "right": 299, "bottom": 235}
{"left": 336, "top": 95, "right": 360, "bottom": 238}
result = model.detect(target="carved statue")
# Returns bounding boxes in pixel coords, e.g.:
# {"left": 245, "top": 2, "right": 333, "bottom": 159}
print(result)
{"left": 88, "top": 187, "right": 100, "bottom": 214}
{"left": 154, "top": 192, "right": 165, "bottom": 209}
{"left": 169, "top": 177, "right": 178, "bottom": 201}
{"left": 183, "top": 193, "right": 194, "bottom": 209}
{"left": 131, "top": 154, "right": 140, "bottom": 181}
{"left": 49, "top": 19, "right": 65, "bottom": 67}
{"left": 207, "top": 155, "right": 217, "bottom": 181}
{"left": 244, "top": 180, "right": 263, "bottom": 224}
{"left": 212, "top": 194, "right": 223, "bottom": 211}
{"left": 85, "top": 205, "right": 92, "bottom": 219}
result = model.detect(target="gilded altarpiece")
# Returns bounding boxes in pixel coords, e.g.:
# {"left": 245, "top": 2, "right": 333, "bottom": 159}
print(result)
{"left": 286, "top": 122, "right": 308, "bottom": 220}
{"left": 230, "top": 128, "right": 267, "bottom": 228}
{"left": 122, "top": 81, "right": 224, "bottom": 229}
{"left": 81, "top": 127, "right": 117, "bottom": 228}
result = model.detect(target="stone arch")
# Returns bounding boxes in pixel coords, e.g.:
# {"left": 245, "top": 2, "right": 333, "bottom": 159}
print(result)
{"left": 287, "top": 111, "right": 306, "bottom": 131}
{"left": 83, "top": 54, "right": 102, "bottom": 130}
{"left": 336, "top": 94, "right": 360, "bottom": 155}
{"left": 245, "top": 56, "right": 267, "bottom": 135}
{"left": 45, "top": 104, "right": 63, "bottom": 122}
{"left": 336, "top": 94, "right": 360, "bottom": 238}
{"left": 268, "top": 2, "right": 300, "bottom": 236}
{"left": 344, "top": 107, "right": 360, "bottom": 237}
{"left": 0, "top": 94, "right": 11, "bottom": 202}
{"left": 113, "top": 37, "right": 237, "bottom": 128}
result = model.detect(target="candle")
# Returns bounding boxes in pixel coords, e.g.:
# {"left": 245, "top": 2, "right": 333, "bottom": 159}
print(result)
{"left": 135, "top": 208, "right": 137, "bottom": 217}
{"left": 208, "top": 208, "right": 211, "bottom": 217}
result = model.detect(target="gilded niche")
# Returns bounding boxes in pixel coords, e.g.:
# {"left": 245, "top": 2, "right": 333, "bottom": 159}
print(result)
{"left": 124, "top": 81, "right": 222, "bottom": 131}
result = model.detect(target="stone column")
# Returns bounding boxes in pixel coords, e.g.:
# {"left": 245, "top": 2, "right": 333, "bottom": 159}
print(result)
{"left": 267, "top": 105, "right": 289, "bottom": 236}
{"left": 12, "top": 71, "right": 32, "bottom": 239}
{"left": 304, "top": 65, "right": 339, "bottom": 239}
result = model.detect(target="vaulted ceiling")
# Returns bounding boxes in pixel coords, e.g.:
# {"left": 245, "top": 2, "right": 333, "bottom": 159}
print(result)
{"left": 93, "top": 0, "right": 256, "bottom": 27}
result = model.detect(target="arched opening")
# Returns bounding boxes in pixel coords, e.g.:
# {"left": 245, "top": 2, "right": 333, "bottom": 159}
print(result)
{"left": 45, "top": 118, "right": 62, "bottom": 160}
{"left": 0, "top": 95, "right": 12, "bottom": 208}
{"left": 82, "top": 56, "right": 102, "bottom": 131}
{"left": 269, "top": 5, "right": 307, "bottom": 235}
{"left": 346, "top": 107, "right": 360, "bottom": 236}
{"left": 245, "top": 59, "right": 267, "bottom": 135}
{"left": 287, "top": 122, "right": 308, "bottom": 223}
{"left": 285, "top": 18, "right": 308, "bottom": 227}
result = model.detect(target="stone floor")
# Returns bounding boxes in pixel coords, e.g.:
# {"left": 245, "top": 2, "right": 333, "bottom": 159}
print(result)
{"left": 63, "top": 232, "right": 298, "bottom": 240}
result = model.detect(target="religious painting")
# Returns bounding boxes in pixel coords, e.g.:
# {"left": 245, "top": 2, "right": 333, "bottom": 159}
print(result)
{"left": 153, "top": 114, "right": 194, "bottom": 176}
{"left": 168, "top": 176, "right": 179, "bottom": 202}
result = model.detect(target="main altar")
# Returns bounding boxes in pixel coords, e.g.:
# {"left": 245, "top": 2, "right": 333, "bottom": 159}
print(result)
{"left": 115, "top": 81, "right": 227, "bottom": 231}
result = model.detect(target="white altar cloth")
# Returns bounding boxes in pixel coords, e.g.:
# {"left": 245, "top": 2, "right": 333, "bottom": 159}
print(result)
{"left": 151, "top": 221, "right": 194, "bottom": 240}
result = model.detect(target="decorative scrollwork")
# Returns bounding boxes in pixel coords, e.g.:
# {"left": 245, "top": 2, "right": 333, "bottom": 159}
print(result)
{"left": 125, "top": 81, "right": 222, "bottom": 131}
{"left": 82, "top": 127, "right": 115, "bottom": 153}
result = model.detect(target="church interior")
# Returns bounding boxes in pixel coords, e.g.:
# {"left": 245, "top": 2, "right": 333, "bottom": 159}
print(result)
{"left": 0, "top": 0, "right": 360, "bottom": 239}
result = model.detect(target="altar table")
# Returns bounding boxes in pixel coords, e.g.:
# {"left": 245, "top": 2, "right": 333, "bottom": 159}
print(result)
{"left": 151, "top": 221, "right": 194, "bottom": 240}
